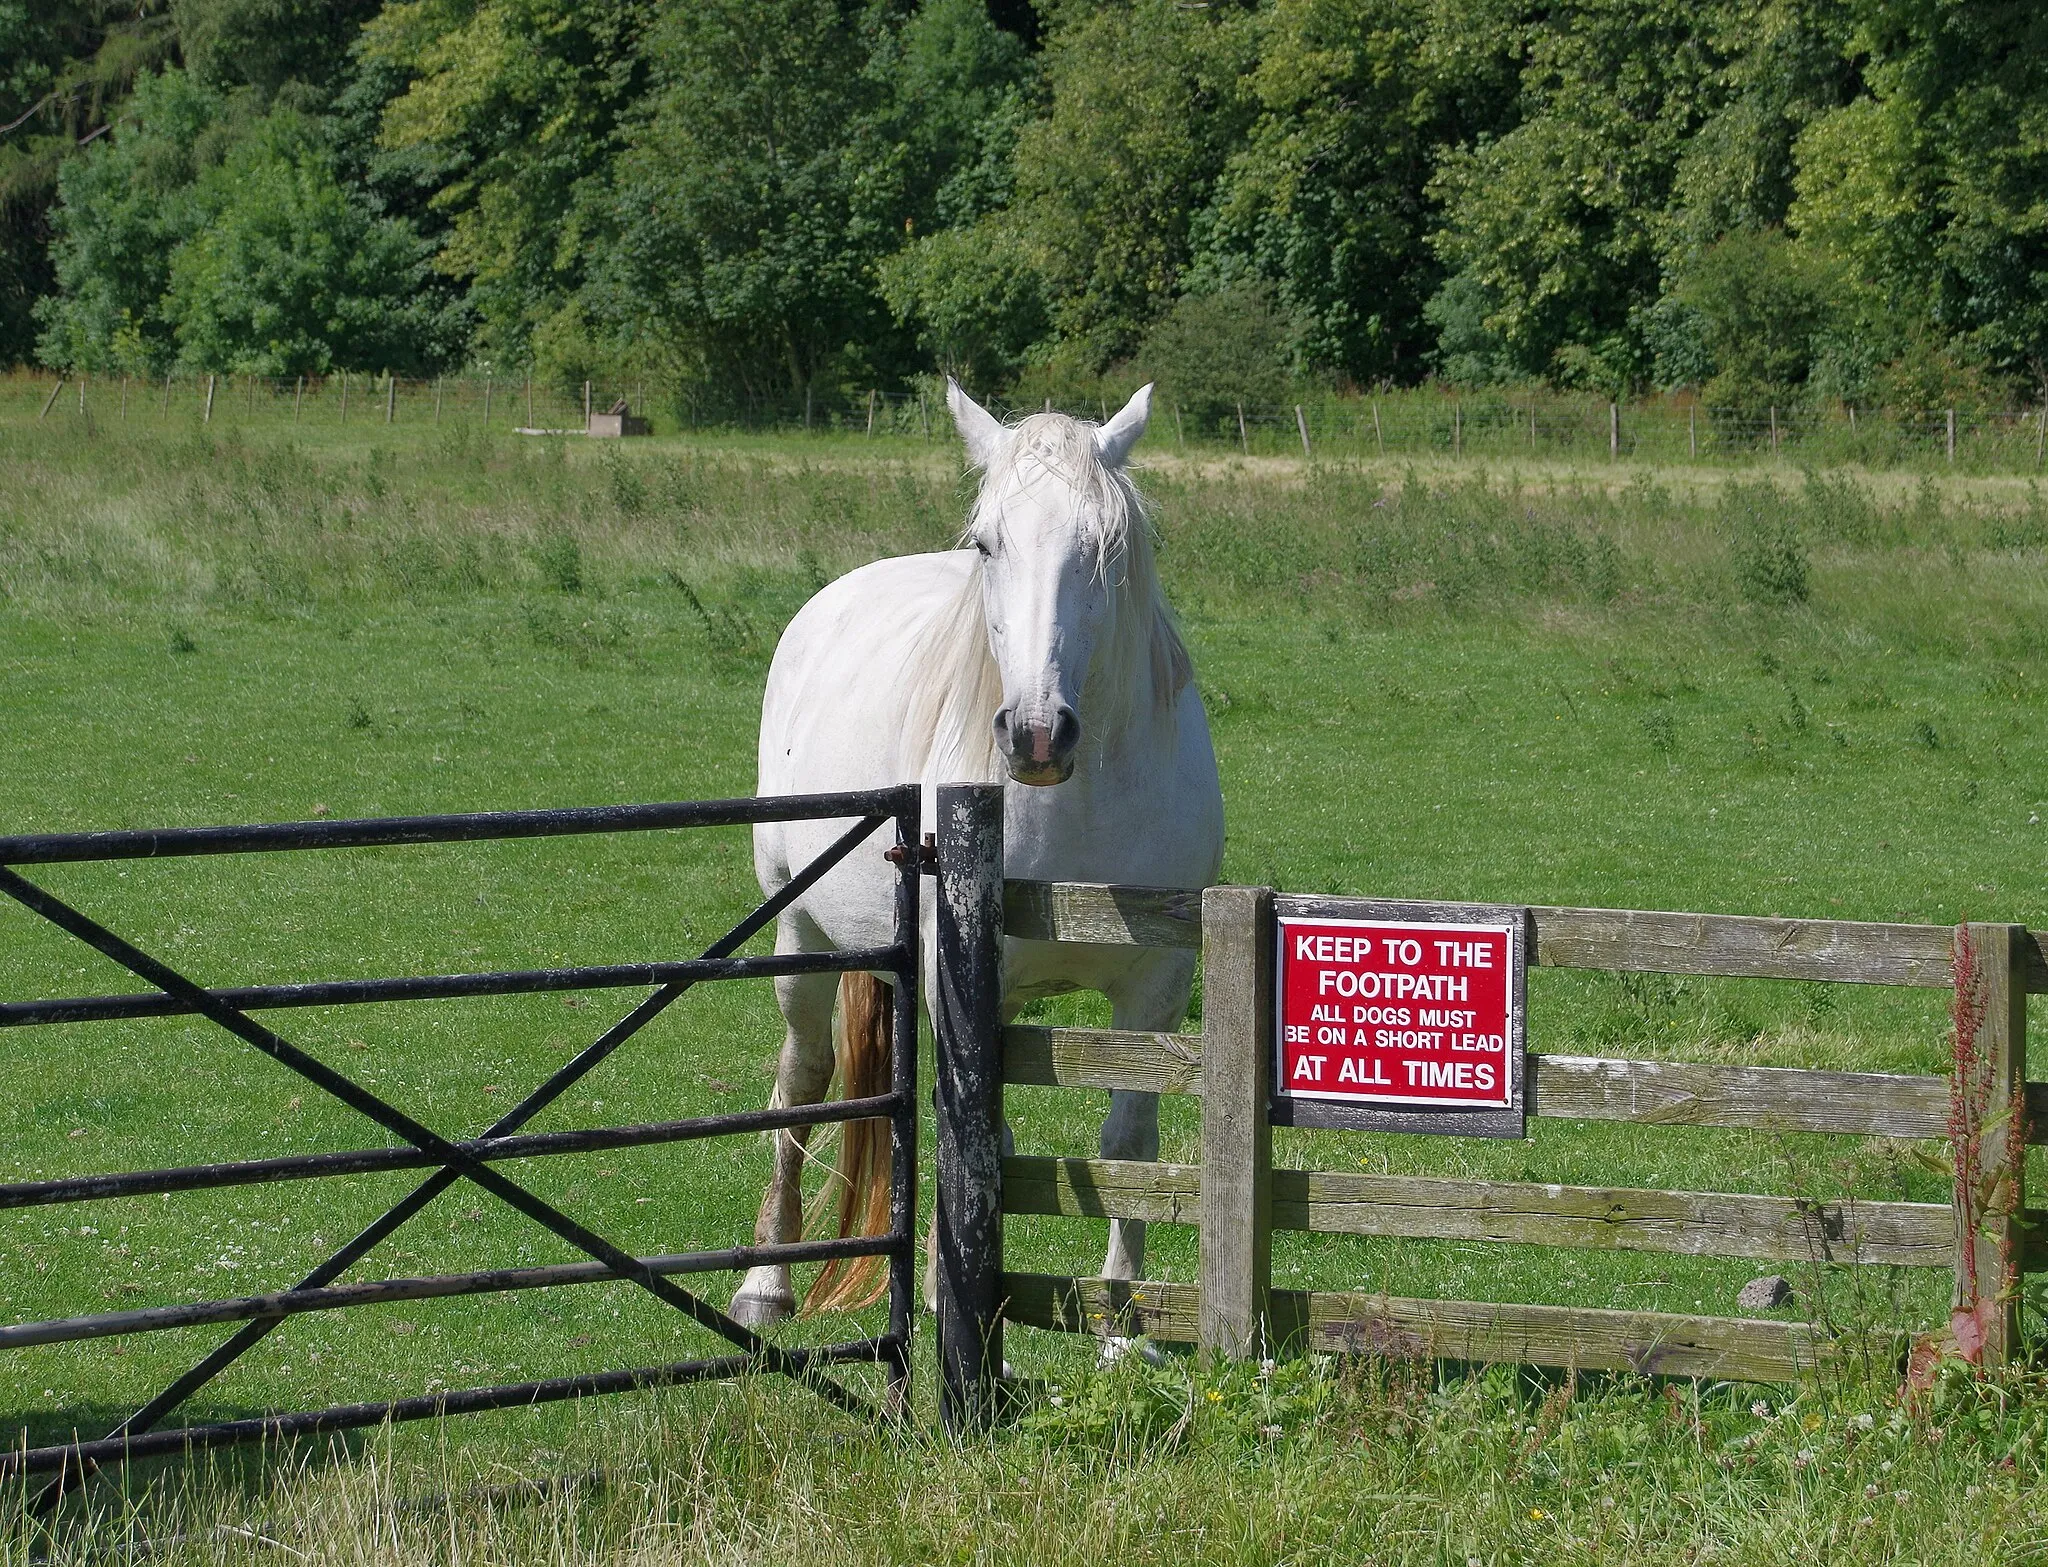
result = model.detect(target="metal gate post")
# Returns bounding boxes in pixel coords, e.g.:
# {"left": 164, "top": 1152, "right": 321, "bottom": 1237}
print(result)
{"left": 934, "top": 782, "right": 1004, "bottom": 1432}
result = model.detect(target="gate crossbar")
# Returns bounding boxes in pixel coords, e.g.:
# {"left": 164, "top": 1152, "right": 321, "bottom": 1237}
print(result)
{"left": 0, "top": 789, "right": 921, "bottom": 1489}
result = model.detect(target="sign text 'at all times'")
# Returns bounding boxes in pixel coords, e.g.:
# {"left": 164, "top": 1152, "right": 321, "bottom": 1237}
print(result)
{"left": 1276, "top": 918, "right": 1516, "bottom": 1109}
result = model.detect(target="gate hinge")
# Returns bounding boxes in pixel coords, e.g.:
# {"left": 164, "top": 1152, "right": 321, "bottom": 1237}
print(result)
{"left": 884, "top": 833, "right": 939, "bottom": 874}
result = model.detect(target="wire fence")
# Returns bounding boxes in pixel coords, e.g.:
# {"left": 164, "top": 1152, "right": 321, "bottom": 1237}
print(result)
{"left": 12, "top": 370, "right": 2048, "bottom": 474}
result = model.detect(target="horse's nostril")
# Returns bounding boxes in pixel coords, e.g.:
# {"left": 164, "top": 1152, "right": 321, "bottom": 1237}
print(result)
{"left": 1051, "top": 706, "right": 1081, "bottom": 755}
{"left": 992, "top": 706, "right": 1013, "bottom": 739}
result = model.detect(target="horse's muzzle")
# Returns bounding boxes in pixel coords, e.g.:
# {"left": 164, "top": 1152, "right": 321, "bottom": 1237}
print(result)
{"left": 994, "top": 703, "right": 1079, "bottom": 787}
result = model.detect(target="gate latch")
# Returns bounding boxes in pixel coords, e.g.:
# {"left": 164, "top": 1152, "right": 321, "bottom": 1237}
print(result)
{"left": 884, "top": 834, "right": 939, "bottom": 874}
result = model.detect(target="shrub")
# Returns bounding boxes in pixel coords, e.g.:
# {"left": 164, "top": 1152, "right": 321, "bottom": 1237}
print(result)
{"left": 1724, "top": 480, "right": 1810, "bottom": 605}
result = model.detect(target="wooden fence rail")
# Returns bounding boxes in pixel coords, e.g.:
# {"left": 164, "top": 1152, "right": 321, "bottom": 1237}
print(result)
{"left": 984, "top": 876, "right": 2037, "bottom": 1386}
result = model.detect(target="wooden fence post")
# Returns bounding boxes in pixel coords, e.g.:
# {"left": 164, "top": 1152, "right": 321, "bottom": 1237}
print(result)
{"left": 1372, "top": 398, "right": 1383, "bottom": 456}
{"left": 37, "top": 376, "right": 65, "bottom": 420}
{"left": 1236, "top": 401, "right": 1249, "bottom": 456}
{"left": 483, "top": 376, "right": 492, "bottom": 423}
{"left": 1453, "top": 399, "right": 1462, "bottom": 457}
{"left": 339, "top": 371, "right": 348, "bottom": 423}
{"left": 935, "top": 781, "right": 1005, "bottom": 1432}
{"left": 1173, "top": 402, "right": 1184, "bottom": 446}
{"left": 1609, "top": 401, "right": 1619, "bottom": 459}
{"left": 866, "top": 389, "right": 877, "bottom": 437}
{"left": 293, "top": 375, "right": 304, "bottom": 422}
{"left": 2037, "top": 404, "right": 2045, "bottom": 468}
{"left": 1199, "top": 885, "right": 1273, "bottom": 1361}
{"left": 119, "top": 376, "right": 127, "bottom": 421}
{"left": 1688, "top": 404, "right": 1697, "bottom": 459}
{"left": 204, "top": 374, "right": 216, "bottom": 425}
{"left": 1946, "top": 408, "right": 1956, "bottom": 464}
{"left": 1296, "top": 404, "right": 1312, "bottom": 459}
{"left": 583, "top": 380, "right": 592, "bottom": 430}
{"left": 386, "top": 374, "right": 396, "bottom": 424}
{"left": 1949, "top": 922, "right": 2028, "bottom": 1365}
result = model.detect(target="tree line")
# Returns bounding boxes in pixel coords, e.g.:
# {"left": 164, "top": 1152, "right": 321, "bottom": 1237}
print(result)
{"left": 5, "top": 1, "right": 2044, "bottom": 427}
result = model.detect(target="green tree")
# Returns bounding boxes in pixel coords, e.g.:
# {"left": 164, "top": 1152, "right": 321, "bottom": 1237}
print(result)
{"left": 0, "top": 0, "right": 179, "bottom": 364}
{"left": 361, "top": 0, "right": 653, "bottom": 365}
{"left": 165, "top": 108, "right": 456, "bottom": 373}
{"left": 1196, "top": 0, "right": 1523, "bottom": 385}
{"left": 33, "top": 67, "right": 222, "bottom": 372}
{"left": 1003, "top": 0, "right": 1257, "bottom": 370}
{"left": 1426, "top": 0, "right": 1855, "bottom": 390}
{"left": 582, "top": 0, "right": 898, "bottom": 405}
{"left": 1791, "top": 0, "right": 2048, "bottom": 393}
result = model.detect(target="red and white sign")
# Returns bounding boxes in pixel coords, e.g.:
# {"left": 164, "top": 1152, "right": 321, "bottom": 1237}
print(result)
{"left": 1276, "top": 915, "right": 1517, "bottom": 1110}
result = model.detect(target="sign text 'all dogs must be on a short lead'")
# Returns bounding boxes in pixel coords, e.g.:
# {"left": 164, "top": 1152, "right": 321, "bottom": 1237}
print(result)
{"left": 1270, "top": 897, "right": 1528, "bottom": 1138}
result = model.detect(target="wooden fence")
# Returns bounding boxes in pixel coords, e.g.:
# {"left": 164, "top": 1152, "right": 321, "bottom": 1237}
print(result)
{"left": 944, "top": 848, "right": 2042, "bottom": 1395}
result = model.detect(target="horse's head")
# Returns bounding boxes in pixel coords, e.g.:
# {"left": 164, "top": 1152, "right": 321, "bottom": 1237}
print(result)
{"left": 947, "top": 380, "right": 1154, "bottom": 786}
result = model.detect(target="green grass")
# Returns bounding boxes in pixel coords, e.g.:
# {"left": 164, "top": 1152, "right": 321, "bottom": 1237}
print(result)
{"left": 3, "top": 406, "right": 2048, "bottom": 1560}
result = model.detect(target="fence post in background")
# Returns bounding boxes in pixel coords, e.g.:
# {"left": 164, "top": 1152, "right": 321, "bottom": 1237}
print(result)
{"left": 805, "top": 385, "right": 813, "bottom": 431}
{"left": 1530, "top": 405, "right": 1537, "bottom": 450}
{"left": 78, "top": 374, "right": 87, "bottom": 417}
{"left": 1770, "top": 406, "right": 1778, "bottom": 455}
{"left": 1372, "top": 398, "right": 1383, "bottom": 456}
{"left": 339, "top": 372, "right": 349, "bottom": 423}
{"left": 583, "top": 380, "right": 592, "bottom": 430}
{"left": 434, "top": 378, "right": 442, "bottom": 423}
{"left": 1236, "top": 401, "right": 1249, "bottom": 456}
{"left": 483, "top": 377, "right": 492, "bottom": 423}
{"left": 1198, "top": 884, "right": 1273, "bottom": 1362}
{"left": 38, "top": 376, "right": 65, "bottom": 421}
{"left": 1295, "top": 404, "right": 1312, "bottom": 459}
{"left": 1609, "top": 401, "right": 1619, "bottom": 459}
{"left": 525, "top": 373, "right": 532, "bottom": 429}
{"left": 1688, "top": 404, "right": 1697, "bottom": 459}
{"left": 1453, "top": 400, "right": 1462, "bottom": 457}
{"left": 204, "top": 374, "right": 216, "bottom": 425}
{"left": 934, "top": 781, "right": 1005, "bottom": 1434}
{"left": 1949, "top": 922, "right": 2027, "bottom": 1365}
{"left": 1947, "top": 408, "right": 1957, "bottom": 463}
{"left": 2037, "top": 405, "right": 2045, "bottom": 468}
{"left": 386, "top": 375, "right": 396, "bottom": 425}
{"left": 1173, "top": 403, "right": 1184, "bottom": 446}
{"left": 1849, "top": 405, "right": 1857, "bottom": 431}
{"left": 866, "top": 389, "right": 878, "bottom": 437}
{"left": 293, "top": 376, "right": 304, "bottom": 422}
{"left": 919, "top": 391, "right": 929, "bottom": 439}
{"left": 119, "top": 377, "right": 127, "bottom": 422}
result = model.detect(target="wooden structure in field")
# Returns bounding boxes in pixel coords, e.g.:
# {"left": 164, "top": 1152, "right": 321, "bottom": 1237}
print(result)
{"left": 928, "top": 785, "right": 2041, "bottom": 1402}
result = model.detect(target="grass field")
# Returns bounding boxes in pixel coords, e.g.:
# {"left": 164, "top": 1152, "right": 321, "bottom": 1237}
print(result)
{"left": 3, "top": 401, "right": 2047, "bottom": 1561}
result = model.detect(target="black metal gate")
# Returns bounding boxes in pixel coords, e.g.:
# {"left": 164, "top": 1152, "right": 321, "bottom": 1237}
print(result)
{"left": 0, "top": 789, "right": 922, "bottom": 1491}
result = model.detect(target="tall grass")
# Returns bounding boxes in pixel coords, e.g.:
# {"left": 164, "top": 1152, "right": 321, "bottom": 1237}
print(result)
{"left": 8, "top": 1353, "right": 2048, "bottom": 1565}
{"left": 7, "top": 417, "right": 2048, "bottom": 660}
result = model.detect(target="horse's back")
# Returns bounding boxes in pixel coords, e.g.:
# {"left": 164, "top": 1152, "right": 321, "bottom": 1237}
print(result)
{"left": 758, "top": 550, "right": 973, "bottom": 797}
{"left": 754, "top": 550, "right": 973, "bottom": 932}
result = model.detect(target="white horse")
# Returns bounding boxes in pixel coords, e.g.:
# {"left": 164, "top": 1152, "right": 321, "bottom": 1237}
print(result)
{"left": 731, "top": 380, "right": 1225, "bottom": 1328}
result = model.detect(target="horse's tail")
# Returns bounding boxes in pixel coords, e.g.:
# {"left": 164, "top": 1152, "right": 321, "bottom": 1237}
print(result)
{"left": 801, "top": 970, "right": 895, "bottom": 1315}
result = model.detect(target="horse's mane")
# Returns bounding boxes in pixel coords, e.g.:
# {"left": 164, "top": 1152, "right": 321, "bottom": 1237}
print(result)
{"left": 903, "top": 412, "right": 1192, "bottom": 785}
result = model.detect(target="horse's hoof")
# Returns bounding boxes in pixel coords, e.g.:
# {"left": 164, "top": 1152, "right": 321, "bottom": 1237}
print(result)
{"left": 1097, "top": 1335, "right": 1167, "bottom": 1369}
{"left": 729, "top": 1282, "right": 795, "bottom": 1328}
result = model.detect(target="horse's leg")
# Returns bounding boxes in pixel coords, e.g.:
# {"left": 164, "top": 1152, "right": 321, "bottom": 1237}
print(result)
{"left": 731, "top": 916, "right": 839, "bottom": 1329}
{"left": 1099, "top": 951, "right": 1197, "bottom": 1284}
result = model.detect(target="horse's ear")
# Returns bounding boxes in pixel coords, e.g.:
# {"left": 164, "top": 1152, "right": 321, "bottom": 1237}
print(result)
{"left": 1095, "top": 383, "right": 1152, "bottom": 467}
{"left": 947, "top": 378, "right": 1006, "bottom": 468}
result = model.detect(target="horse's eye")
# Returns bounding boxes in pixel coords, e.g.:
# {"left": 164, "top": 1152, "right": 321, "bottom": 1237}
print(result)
{"left": 973, "top": 537, "right": 992, "bottom": 558}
